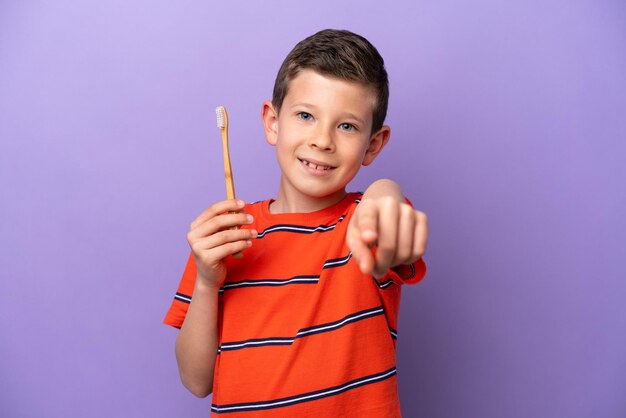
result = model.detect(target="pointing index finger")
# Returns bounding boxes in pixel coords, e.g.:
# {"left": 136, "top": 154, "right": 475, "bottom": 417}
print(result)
{"left": 356, "top": 201, "right": 379, "bottom": 246}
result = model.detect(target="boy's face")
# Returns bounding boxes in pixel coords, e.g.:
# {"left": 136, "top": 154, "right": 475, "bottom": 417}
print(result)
{"left": 262, "top": 70, "right": 390, "bottom": 210}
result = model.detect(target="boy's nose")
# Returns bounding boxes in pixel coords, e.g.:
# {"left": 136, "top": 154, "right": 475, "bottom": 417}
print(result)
{"left": 308, "top": 127, "right": 335, "bottom": 151}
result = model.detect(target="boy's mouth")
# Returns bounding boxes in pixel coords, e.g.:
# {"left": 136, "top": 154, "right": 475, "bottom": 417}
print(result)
{"left": 298, "top": 158, "right": 335, "bottom": 171}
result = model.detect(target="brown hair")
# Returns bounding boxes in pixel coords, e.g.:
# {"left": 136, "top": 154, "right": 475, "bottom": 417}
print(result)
{"left": 272, "top": 29, "right": 389, "bottom": 134}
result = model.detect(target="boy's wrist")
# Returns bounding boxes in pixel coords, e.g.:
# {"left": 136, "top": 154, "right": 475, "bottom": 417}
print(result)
{"left": 194, "top": 277, "right": 223, "bottom": 294}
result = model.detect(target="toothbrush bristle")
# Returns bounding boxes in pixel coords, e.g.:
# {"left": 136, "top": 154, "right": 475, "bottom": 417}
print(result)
{"left": 216, "top": 106, "right": 225, "bottom": 129}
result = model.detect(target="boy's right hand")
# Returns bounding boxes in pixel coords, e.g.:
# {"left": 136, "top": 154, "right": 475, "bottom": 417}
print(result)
{"left": 186, "top": 199, "right": 256, "bottom": 289}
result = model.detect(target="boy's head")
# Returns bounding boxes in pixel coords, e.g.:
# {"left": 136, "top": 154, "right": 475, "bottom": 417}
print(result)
{"left": 262, "top": 29, "right": 392, "bottom": 211}
{"left": 272, "top": 29, "right": 389, "bottom": 134}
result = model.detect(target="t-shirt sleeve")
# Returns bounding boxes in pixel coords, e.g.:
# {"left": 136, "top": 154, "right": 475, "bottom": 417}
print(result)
{"left": 163, "top": 252, "right": 197, "bottom": 329}
{"left": 387, "top": 257, "right": 427, "bottom": 285}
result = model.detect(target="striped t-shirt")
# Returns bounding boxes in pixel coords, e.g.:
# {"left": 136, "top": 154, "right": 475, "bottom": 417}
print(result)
{"left": 164, "top": 192, "right": 426, "bottom": 417}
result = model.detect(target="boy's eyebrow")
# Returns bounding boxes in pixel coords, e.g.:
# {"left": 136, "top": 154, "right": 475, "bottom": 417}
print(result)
{"left": 343, "top": 112, "right": 367, "bottom": 125}
{"left": 291, "top": 102, "right": 367, "bottom": 125}
{"left": 291, "top": 102, "right": 318, "bottom": 110}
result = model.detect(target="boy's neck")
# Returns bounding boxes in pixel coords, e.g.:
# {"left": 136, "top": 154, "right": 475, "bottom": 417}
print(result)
{"left": 269, "top": 184, "right": 348, "bottom": 214}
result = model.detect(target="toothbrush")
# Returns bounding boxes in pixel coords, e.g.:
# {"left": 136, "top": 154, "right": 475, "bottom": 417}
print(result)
{"left": 216, "top": 105, "right": 242, "bottom": 258}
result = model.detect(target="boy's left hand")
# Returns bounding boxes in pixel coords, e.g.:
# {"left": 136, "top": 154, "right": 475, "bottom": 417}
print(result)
{"left": 346, "top": 196, "right": 428, "bottom": 279}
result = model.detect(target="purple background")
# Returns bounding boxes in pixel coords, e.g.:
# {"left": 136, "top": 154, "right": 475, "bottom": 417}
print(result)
{"left": 1, "top": 1, "right": 625, "bottom": 417}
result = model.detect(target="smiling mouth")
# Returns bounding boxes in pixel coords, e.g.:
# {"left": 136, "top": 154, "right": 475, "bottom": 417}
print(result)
{"left": 299, "top": 158, "right": 335, "bottom": 171}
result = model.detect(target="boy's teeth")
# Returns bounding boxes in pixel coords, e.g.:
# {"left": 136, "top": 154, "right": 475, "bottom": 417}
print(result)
{"left": 302, "top": 159, "right": 331, "bottom": 170}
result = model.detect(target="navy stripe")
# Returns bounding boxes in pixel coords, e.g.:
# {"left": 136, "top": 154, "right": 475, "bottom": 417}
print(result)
{"left": 174, "top": 292, "right": 191, "bottom": 304}
{"left": 254, "top": 194, "right": 362, "bottom": 240}
{"left": 408, "top": 263, "right": 416, "bottom": 279}
{"left": 219, "top": 275, "right": 319, "bottom": 293}
{"left": 373, "top": 277, "right": 396, "bottom": 289}
{"left": 256, "top": 222, "right": 337, "bottom": 238}
{"left": 211, "top": 366, "right": 397, "bottom": 413}
{"left": 389, "top": 327, "right": 398, "bottom": 340}
{"left": 372, "top": 263, "right": 417, "bottom": 289}
{"left": 256, "top": 215, "right": 346, "bottom": 239}
{"left": 219, "top": 306, "right": 384, "bottom": 353}
{"left": 322, "top": 252, "right": 352, "bottom": 269}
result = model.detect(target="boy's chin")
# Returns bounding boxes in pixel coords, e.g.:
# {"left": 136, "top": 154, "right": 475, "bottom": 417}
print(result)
{"left": 280, "top": 174, "right": 351, "bottom": 201}
{"left": 301, "top": 187, "right": 347, "bottom": 200}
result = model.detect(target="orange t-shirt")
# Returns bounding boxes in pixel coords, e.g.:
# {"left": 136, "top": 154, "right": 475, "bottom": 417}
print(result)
{"left": 164, "top": 193, "right": 426, "bottom": 417}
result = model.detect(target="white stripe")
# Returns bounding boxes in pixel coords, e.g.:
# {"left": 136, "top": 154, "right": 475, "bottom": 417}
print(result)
{"left": 214, "top": 368, "right": 396, "bottom": 412}
{"left": 323, "top": 252, "right": 352, "bottom": 268}
{"left": 223, "top": 278, "right": 318, "bottom": 289}
{"left": 221, "top": 307, "right": 382, "bottom": 350}
{"left": 223, "top": 338, "right": 293, "bottom": 349}
{"left": 408, "top": 263, "right": 416, "bottom": 279}
{"left": 378, "top": 280, "right": 394, "bottom": 289}
{"left": 296, "top": 308, "right": 383, "bottom": 337}
{"left": 258, "top": 224, "right": 336, "bottom": 237}
{"left": 175, "top": 295, "right": 191, "bottom": 302}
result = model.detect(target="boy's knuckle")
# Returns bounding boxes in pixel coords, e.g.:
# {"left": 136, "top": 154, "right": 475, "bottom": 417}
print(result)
{"left": 413, "top": 245, "right": 425, "bottom": 258}
{"left": 231, "top": 241, "right": 245, "bottom": 251}
{"left": 234, "top": 229, "right": 247, "bottom": 240}
{"left": 402, "top": 204, "right": 414, "bottom": 216}
{"left": 190, "top": 242, "right": 202, "bottom": 254}
{"left": 209, "top": 217, "right": 223, "bottom": 230}
{"left": 397, "top": 248, "right": 410, "bottom": 262}
{"left": 381, "top": 196, "right": 396, "bottom": 208}
{"left": 378, "top": 244, "right": 394, "bottom": 256}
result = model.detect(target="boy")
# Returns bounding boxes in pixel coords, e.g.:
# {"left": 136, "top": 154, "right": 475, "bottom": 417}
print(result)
{"left": 164, "top": 29, "right": 428, "bottom": 417}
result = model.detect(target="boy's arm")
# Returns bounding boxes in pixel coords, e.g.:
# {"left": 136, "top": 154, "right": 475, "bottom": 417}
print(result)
{"left": 175, "top": 199, "right": 256, "bottom": 397}
{"left": 346, "top": 179, "right": 428, "bottom": 278}
{"left": 175, "top": 281, "right": 220, "bottom": 397}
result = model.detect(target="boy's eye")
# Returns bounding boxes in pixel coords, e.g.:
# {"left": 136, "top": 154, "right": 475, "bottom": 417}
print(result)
{"left": 339, "top": 123, "right": 355, "bottom": 132}
{"left": 297, "top": 112, "right": 313, "bottom": 121}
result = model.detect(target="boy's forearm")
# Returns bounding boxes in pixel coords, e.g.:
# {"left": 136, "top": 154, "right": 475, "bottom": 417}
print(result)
{"left": 362, "top": 179, "right": 404, "bottom": 202}
{"left": 175, "top": 278, "right": 220, "bottom": 398}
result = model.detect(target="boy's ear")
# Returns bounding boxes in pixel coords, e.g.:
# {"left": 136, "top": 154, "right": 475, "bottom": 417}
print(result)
{"left": 261, "top": 100, "right": 279, "bottom": 146}
{"left": 362, "top": 125, "right": 391, "bottom": 166}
